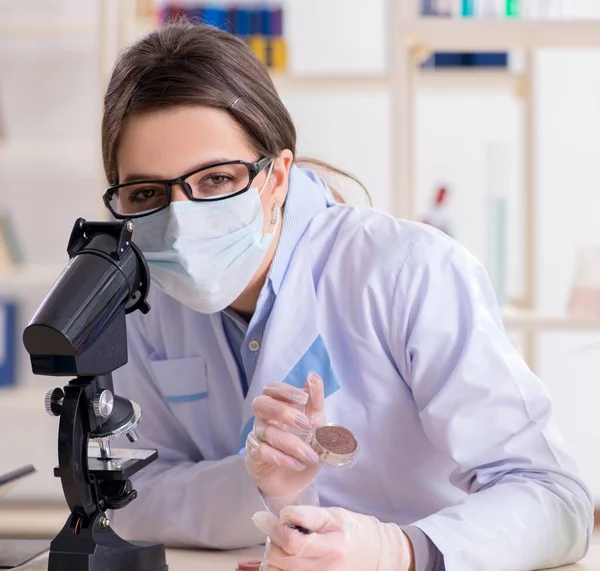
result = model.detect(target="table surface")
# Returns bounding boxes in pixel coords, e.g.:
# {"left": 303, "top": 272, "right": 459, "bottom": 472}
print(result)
{"left": 14, "top": 544, "right": 600, "bottom": 570}
{"left": 2, "top": 505, "right": 599, "bottom": 570}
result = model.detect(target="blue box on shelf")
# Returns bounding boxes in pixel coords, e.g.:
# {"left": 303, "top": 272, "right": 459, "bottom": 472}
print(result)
{"left": 421, "top": 52, "right": 508, "bottom": 68}
{"left": 469, "top": 53, "right": 508, "bottom": 67}
{"left": 0, "top": 301, "right": 17, "bottom": 388}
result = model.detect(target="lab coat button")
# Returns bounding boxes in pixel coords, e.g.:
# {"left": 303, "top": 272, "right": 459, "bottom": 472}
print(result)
{"left": 248, "top": 340, "right": 260, "bottom": 352}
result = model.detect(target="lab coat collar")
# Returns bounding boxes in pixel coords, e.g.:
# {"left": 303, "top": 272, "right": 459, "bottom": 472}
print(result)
{"left": 267, "top": 165, "right": 334, "bottom": 296}
{"left": 238, "top": 223, "right": 340, "bottom": 451}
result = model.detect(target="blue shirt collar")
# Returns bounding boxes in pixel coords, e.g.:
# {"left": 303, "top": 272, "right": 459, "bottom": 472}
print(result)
{"left": 267, "top": 166, "right": 334, "bottom": 295}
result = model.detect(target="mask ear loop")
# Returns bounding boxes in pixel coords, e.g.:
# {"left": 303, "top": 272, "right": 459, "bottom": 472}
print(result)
{"left": 257, "top": 160, "right": 275, "bottom": 197}
{"left": 258, "top": 161, "right": 281, "bottom": 233}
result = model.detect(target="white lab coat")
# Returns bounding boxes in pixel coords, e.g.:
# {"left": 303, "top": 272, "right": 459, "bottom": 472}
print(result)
{"left": 111, "top": 198, "right": 592, "bottom": 571}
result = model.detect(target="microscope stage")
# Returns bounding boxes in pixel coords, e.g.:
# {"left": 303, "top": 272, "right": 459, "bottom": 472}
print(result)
{"left": 53, "top": 448, "right": 158, "bottom": 481}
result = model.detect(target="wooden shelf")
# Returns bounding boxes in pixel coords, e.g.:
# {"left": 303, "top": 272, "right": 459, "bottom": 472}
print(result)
{"left": 501, "top": 308, "right": 600, "bottom": 331}
{"left": 270, "top": 70, "right": 520, "bottom": 93}
{"left": 416, "top": 69, "right": 521, "bottom": 90}
{"left": 403, "top": 18, "right": 600, "bottom": 50}
{"left": 0, "top": 142, "right": 96, "bottom": 162}
{"left": 271, "top": 73, "right": 390, "bottom": 92}
{"left": 0, "top": 21, "right": 95, "bottom": 37}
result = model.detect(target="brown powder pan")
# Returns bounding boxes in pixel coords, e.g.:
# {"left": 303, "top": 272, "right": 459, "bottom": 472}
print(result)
{"left": 310, "top": 424, "right": 359, "bottom": 468}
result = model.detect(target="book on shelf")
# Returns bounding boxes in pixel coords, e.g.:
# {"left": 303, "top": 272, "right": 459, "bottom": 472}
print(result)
{"left": 0, "top": 301, "right": 17, "bottom": 388}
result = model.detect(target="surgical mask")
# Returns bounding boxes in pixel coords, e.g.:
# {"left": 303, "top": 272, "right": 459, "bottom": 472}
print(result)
{"left": 132, "top": 163, "right": 278, "bottom": 313}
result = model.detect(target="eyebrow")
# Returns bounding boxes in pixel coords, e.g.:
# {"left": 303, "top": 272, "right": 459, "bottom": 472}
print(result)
{"left": 121, "top": 157, "right": 233, "bottom": 183}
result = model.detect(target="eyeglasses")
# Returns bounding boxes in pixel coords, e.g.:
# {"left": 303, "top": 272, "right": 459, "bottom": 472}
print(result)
{"left": 103, "top": 157, "right": 272, "bottom": 219}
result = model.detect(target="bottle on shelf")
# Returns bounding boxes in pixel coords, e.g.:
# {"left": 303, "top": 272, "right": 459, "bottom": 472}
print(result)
{"left": 568, "top": 245, "right": 600, "bottom": 318}
{"left": 505, "top": 0, "right": 520, "bottom": 17}
{"left": 475, "top": 0, "right": 505, "bottom": 18}
{"left": 421, "top": 186, "right": 452, "bottom": 237}
{"left": 461, "top": 0, "right": 476, "bottom": 17}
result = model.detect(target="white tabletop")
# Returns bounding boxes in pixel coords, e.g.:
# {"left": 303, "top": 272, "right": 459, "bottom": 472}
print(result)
{"left": 18, "top": 547, "right": 264, "bottom": 571}
{"left": 15, "top": 544, "right": 600, "bottom": 570}
{"left": 2, "top": 505, "right": 599, "bottom": 570}
{"left": 17, "top": 545, "right": 600, "bottom": 570}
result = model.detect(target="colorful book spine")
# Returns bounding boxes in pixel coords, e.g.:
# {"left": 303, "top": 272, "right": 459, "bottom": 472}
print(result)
{"left": 248, "top": 6, "right": 268, "bottom": 65}
{"left": 268, "top": 4, "right": 286, "bottom": 72}
{"left": 161, "top": 3, "right": 286, "bottom": 71}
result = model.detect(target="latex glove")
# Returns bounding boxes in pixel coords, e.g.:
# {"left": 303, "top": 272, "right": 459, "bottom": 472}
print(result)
{"left": 245, "top": 373, "right": 325, "bottom": 503}
{"left": 252, "top": 505, "right": 414, "bottom": 571}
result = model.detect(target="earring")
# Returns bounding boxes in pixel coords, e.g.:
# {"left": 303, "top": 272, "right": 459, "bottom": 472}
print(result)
{"left": 271, "top": 203, "right": 281, "bottom": 226}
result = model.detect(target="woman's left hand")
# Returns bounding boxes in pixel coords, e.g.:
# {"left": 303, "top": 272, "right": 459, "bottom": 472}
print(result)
{"left": 252, "top": 505, "right": 414, "bottom": 571}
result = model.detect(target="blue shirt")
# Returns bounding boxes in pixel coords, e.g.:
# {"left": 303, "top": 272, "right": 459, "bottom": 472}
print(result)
{"left": 220, "top": 172, "right": 326, "bottom": 396}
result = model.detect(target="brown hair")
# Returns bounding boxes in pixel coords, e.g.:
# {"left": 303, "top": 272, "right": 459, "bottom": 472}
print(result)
{"left": 101, "top": 20, "right": 370, "bottom": 204}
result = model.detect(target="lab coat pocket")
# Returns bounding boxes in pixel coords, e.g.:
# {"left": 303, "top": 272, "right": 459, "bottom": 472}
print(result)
{"left": 150, "top": 356, "right": 213, "bottom": 455}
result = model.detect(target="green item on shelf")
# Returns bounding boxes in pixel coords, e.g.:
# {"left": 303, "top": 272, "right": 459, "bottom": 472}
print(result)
{"left": 506, "top": 0, "right": 520, "bottom": 17}
{"left": 0, "top": 212, "right": 24, "bottom": 266}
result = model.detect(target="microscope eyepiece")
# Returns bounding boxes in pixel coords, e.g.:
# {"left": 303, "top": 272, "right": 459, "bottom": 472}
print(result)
{"left": 23, "top": 218, "right": 150, "bottom": 377}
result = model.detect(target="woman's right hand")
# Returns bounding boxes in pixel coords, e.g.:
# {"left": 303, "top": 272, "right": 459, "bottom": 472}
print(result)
{"left": 245, "top": 373, "right": 325, "bottom": 502}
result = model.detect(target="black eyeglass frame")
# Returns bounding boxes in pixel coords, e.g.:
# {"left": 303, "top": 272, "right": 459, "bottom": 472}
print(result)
{"left": 103, "top": 156, "right": 272, "bottom": 219}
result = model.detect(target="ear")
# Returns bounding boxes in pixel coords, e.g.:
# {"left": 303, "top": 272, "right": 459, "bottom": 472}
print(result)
{"left": 269, "top": 149, "right": 294, "bottom": 205}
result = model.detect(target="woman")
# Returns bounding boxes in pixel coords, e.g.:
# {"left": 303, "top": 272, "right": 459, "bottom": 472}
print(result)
{"left": 105, "top": 21, "right": 592, "bottom": 571}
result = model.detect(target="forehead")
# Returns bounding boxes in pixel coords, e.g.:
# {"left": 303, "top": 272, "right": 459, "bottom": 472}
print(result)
{"left": 116, "top": 106, "right": 253, "bottom": 181}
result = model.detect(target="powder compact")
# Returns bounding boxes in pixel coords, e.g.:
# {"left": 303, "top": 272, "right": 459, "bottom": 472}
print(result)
{"left": 309, "top": 423, "right": 359, "bottom": 468}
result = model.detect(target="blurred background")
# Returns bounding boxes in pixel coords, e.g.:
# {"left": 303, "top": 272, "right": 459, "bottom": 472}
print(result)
{"left": 2, "top": 0, "right": 600, "bottom": 538}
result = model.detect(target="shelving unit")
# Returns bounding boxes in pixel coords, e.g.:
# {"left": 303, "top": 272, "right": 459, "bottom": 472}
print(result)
{"left": 390, "top": 2, "right": 600, "bottom": 368}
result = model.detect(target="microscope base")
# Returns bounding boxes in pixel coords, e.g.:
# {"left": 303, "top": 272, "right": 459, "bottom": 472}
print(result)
{"left": 47, "top": 513, "right": 168, "bottom": 571}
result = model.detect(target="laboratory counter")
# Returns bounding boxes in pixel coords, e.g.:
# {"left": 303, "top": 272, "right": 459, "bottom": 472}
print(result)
{"left": 1, "top": 505, "right": 600, "bottom": 570}
{"left": 13, "top": 544, "right": 600, "bottom": 570}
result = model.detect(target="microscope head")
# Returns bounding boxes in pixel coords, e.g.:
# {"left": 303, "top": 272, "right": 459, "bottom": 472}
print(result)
{"left": 22, "top": 218, "right": 150, "bottom": 377}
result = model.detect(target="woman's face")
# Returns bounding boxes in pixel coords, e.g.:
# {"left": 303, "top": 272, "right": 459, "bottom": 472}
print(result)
{"left": 116, "top": 105, "right": 294, "bottom": 314}
{"left": 116, "top": 106, "right": 293, "bottom": 235}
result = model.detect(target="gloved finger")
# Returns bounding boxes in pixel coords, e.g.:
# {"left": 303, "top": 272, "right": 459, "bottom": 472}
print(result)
{"left": 280, "top": 505, "right": 346, "bottom": 534}
{"left": 246, "top": 441, "right": 308, "bottom": 472}
{"left": 304, "top": 373, "right": 325, "bottom": 426}
{"left": 269, "top": 526, "right": 340, "bottom": 561}
{"left": 253, "top": 395, "right": 312, "bottom": 433}
{"left": 253, "top": 511, "right": 314, "bottom": 556}
{"left": 263, "top": 382, "right": 309, "bottom": 407}
{"left": 257, "top": 424, "right": 320, "bottom": 466}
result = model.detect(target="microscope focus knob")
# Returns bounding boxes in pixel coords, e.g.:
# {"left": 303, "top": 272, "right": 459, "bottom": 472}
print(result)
{"left": 45, "top": 387, "right": 64, "bottom": 417}
{"left": 92, "top": 390, "right": 115, "bottom": 419}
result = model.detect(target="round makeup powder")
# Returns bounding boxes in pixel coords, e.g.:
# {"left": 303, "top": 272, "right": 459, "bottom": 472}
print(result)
{"left": 236, "top": 560, "right": 261, "bottom": 571}
{"left": 314, "top": 425, "right": 357, "bottom": 455}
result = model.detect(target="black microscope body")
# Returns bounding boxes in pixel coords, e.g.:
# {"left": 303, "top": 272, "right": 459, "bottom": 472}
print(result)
{"left": 22, "top": 218, "right": 168, "bottom": 571}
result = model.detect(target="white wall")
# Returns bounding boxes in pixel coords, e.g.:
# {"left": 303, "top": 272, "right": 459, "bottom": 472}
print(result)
{"left": 2, "top": 0, "right": 600, "bottom": 501}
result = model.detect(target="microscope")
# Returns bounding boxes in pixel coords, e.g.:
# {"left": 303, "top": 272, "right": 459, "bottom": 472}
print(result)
{"left": 22, "top": 218, "right": 167, "bottom": 571}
